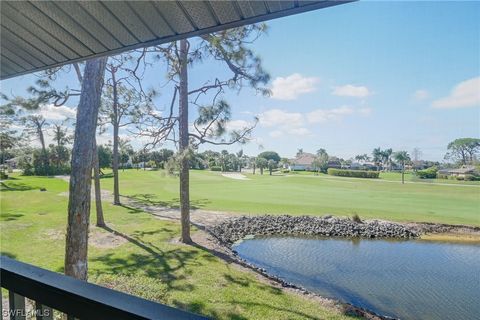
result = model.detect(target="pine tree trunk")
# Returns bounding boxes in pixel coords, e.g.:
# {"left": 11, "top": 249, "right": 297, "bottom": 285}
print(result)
{"left": 93, "top": 142, "right": 105, "bottom": 227}
{"left": 178, "top": 39, "right": 192, "bottom": 244}
{"left": 65, "top": 57, "right": 107, "bottom": 280}
{"left": 38, "top": 126, "right": 49, "bottom": 174}
{"left": 112, "top": 74, "right": 120, "bottom": 205}
{"left": 112, "top": 122, "right": 120, "bottom": 205}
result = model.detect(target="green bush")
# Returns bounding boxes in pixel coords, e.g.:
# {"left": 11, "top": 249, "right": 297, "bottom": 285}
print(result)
{"left": 416, "top": 166, "right": 438, "bottom": 179}
{"left": 327, "top": 168, "right": 379, "bottom": 178}
{"left": 210, "top": 166, "right": 222, "bottom": 171}
{"left": 437, "top": 173, "right": 449, "bottom": 179}
{"left": 462, "top": 174, "right": 480, "bottom": 181}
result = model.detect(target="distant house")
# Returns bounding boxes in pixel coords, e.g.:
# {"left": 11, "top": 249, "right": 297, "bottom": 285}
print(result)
{"left": 349, "top": 162, "right": 377, "bottom": 171}
{"left": 327, "top": 159, "right": 342, "bottom": 169}
{"left": 5, "top": 157, "right": 19, "bottom": 170}
{"left": 289, "top": 153, "right": 315, "bottom": 171}
{"left": 441, "top": 165, "right": 478, "bottom": 178}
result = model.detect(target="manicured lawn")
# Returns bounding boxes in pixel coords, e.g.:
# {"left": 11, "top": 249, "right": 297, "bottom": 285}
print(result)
{"left": 0, "top": 175, "right": 353, "bottom": 320}
{"left": 102, "top": 169, "right": 479, "bottom": 226}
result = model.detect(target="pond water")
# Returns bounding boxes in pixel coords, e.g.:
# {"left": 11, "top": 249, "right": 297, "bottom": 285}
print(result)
{"left": 233, "top": 236, "right": 480, "bottom": 320}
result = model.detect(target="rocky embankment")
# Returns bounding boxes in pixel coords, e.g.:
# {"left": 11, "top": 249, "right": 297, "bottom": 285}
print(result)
{"left": 210, "top": 215, "right": 418, "bottom": 245}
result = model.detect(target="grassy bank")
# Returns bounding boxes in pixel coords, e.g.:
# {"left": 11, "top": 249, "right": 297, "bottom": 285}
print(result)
{"left": 1, "top": 175, "right": 354, "bottom": 320}
{"left": 100, "top": 169, "right": 479, "bottom": 226}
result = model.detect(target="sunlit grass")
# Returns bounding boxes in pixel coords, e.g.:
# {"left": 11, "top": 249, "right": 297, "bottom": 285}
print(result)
{"left": 100, "top": 169, "right": 480, "bottom": 226}
{"left": 1, "top": 175, "right": 354, "bottom": 320}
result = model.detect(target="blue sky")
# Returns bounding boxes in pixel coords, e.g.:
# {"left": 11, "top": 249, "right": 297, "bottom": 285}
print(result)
{"left": 1, "top": 1, "right": 479, "bottom": 161}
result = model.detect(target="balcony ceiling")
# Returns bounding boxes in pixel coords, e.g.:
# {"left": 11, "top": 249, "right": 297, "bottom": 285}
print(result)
{"left": 0, "top": 1, "right": 351, "bottom": 80}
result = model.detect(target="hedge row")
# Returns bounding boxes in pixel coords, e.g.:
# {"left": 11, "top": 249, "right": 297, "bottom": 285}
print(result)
{"left": 327, "top": 168, "right": 379, "bottom": 178}
{"left": 210, "top": 166, "right": 222, "bottom": 171}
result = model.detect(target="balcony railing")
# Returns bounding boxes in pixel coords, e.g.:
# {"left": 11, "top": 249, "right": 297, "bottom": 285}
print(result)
{"left": 1, "top": 256, "right": 208, "bottom": 320}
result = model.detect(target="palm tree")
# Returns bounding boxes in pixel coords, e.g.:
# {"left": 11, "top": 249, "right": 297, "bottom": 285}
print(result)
{"left": 279, "top": 157, "right": 290, "bottom": 170}
{"left": 267, "top": 159, "right": 276, "bottom": 175}
{"left": 372, "top": 147, "right": 383, "bottom": 169}
{"left": 256, "top": 157, "right": 268, "bottom": 175}
{"left": 250, "top": 157, "right": 257, "bottom": 174}
{"left": 236, "top": 150, "right": 244, "bottom": 172}
{"left": 393, "top": 151, "right": 411, "bottom": 184}
{"left": 383, "top": 148, "right": 393, "bottom": 171}
{"left": 355, "top": 154, "right": 370, "bottom": 163}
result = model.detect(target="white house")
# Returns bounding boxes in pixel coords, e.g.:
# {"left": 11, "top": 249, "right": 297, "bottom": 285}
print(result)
{"left": 289, "top": 153, "right": 316, "bottom": 171}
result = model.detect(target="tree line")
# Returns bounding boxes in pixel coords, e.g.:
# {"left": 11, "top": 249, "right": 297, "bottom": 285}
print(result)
{"left": 1, "top": 23, "right": 271, "bottom": 280}
{"left": 1, "top": 18, "right": 478, "bottom": 282}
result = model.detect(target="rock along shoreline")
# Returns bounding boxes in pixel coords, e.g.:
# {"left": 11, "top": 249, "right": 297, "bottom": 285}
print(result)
{"left": 210, "top": 215, "right": 419, "bottom": 245}
{"left": 207, "top": 215, "right": 421, "bottom": 320}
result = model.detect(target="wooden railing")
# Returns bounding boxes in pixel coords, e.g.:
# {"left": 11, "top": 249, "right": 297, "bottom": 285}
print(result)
{"left": 0, "top": 256, "right": 208, "bottom": 320}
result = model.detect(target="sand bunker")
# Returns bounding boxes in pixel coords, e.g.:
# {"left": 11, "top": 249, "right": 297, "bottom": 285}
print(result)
{"left": 221, "top": 173, "right": 250, "bottom": 180}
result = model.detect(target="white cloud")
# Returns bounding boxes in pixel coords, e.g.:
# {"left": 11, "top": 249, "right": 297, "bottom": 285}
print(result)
{"left": 35, "top": 104, "right": 76, "bottom": 121}
{"left": 269, "top": 130, "right": 283, "bottom": 138}
{"left": 359, "top": 107, "right": 373, "bottom": 116}
{"left": 307, "top": 106, "right": 355, "bottom": 123}
{"left": 270, "top": 73, "right": 319, "bottom": 100}
{"left": 260, "top": 105, "right": 372, "bottom": 138}
{"left": 432, "top": 76, "right": 480, "bottom": 109}
{"left": 226, "top": 119, "right": 250, "bottom": 131}
{"left": 413, "top": 89, "right": 429, "bottom": 101}
{"left": 259, "top": 109, "right": 304, "bottom": 128}
{"left": 259, "top": 109, "right": 309, "bottom": 138}
{"left": 96, "top": 134, "right": 112, "bottom": 145}
{"left": 332, "top": 84, "right": 371, "bottom": 98}
{"left": 288, "top": 127, "right": 310, "bottom": 136}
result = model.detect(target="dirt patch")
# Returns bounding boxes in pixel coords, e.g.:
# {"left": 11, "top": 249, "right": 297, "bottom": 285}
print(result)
{"left": 90, "top": 228, "right": 128, "bottom": 249}
{"left": 58, "top": 189, "right": 112, "bottom": 201}
{"left": 420, "top": 231, "right": 480, "bottom": 243}
{"left": 44, "top": 229, "right": 65, "bottom": 240}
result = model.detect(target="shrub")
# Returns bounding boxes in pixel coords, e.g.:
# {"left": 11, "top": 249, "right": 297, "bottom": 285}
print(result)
{"left": 165, "top": 157, "right": 179, "bottom": 176}
{"left": 462, "top": 174, "right": 480, "bottom": 181}
{"left": 210, "top": 166, "right": 222, "bottom": 171}
{"left": 327, "top": 168, "right": 379, "bottom": 179}
{"left": 416, "top": 166, "right": 438, "bottom": 179}
{"left": 352, "top": 214, "right": 363, "bottom": 223}
{"left": 436, "top": 173, "right": 449, "bottom": 179}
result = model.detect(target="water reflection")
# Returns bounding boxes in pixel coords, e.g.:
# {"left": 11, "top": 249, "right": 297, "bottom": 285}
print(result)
{"left": 233, "top": 236, "right": 480, "bottom": 320}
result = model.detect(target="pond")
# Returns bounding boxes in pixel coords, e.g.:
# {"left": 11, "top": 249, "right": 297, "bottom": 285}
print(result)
{"left": 233, "top": 236, "right": 480, "bottom": 320}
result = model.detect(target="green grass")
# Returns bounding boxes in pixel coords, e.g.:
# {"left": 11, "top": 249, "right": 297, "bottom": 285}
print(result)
{"left": 379, "top": 171, "right": 480, "bottom": 185}
{"left": 101, "top": 169, "right": 480, "bottom": 226}
{"left": 0, "top": 175, "right": 354, "bottom": 320}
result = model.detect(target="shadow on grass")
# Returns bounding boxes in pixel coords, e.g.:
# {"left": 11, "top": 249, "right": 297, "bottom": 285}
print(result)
{"left": 0, "top": 251, "right": 17, "bottom": 259}
{"left": 0, "top": 212, "right": 25, "bottom": 221}
{"left": 125, "top": 193, "right": 211, "bottom": 210}
{"left": 172, "top": 283, "right": 331, "bottom": 320}
{"left": 0, "top": 181, "right": 36, "bottom": 192}
{"left": 93, "top": 225, "right": 199, "bottom": 291}
{"left": 118, "top": 204, "right": 144, "bottom": 214}
{"left": 230, "top": 301, "right": 335, "bottom": 320}
{"left": 172, "top": 300, "right": 248, "bottom": 320}
{"left": 99, "top": 173, "right": 114, "bottom": 179}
